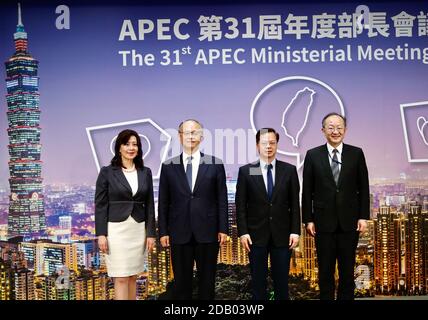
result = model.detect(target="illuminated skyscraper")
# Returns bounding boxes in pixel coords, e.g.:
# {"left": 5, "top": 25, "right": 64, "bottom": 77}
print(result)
{"left": 218, "top": 179, "right": 249, "bottom": 266}
{"left": 20, "top": 240, "right": 71, "bottom": 276}
{"left": 75, "top": 271, "right": 108, "bottom": 300}
{"left": 301, "top": 225, "right": 317, "bottom": 286}
{"left": 0, "top": 240, "right": 34, "bottom": 300}
{"left": 0, "top": 260, "right": 13, "bottom": 300}
{"left": 71, "top": 239, "right": 99, "bottom": 272}
{"left": 75, "top": 276, "right": 92, "bottom": 300}
{"left": 5, "top": 4, "right": 46, "bottom": 239}
{"left": 19, "top": 241, "right": 36, "bottom": 270}
{"left": 355, "top": 220, "right": 375, "bottom": 291}
{"left": 14, "top": 268, "right": 35, "bottom": 300}
{"left": 374, "top": 206, "right": 401, "bottom": 294}
{"left": 405, "top": 205, "right": 426, "bottom": 294}
{"left": 40, "top": 242, "right": 72, "bottom": 276}
{"left": 148, "top": 242, "right": 173, "bottom": 296}
{"left": 424, "top": 213, "right": 428, "bottom": 293}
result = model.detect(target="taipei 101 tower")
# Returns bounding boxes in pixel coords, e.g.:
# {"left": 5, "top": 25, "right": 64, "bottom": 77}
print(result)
{"left": 5, "top": 3, "right": 46, "bottom": 239}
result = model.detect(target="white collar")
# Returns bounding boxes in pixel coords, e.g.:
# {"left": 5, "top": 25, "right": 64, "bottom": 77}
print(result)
{"left": 327, "top": 143, "right": 343, "bottom": 155}
{"left": 260, "top": 158, "right": 276, "bottom": 169}
{"left": 183, "top": 150, "right": 201, "bottom": 162}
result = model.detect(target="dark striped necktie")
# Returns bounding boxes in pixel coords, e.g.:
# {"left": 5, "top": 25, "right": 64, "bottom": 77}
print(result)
{"left": 331, "top": 149, "right": 340, "bottom": 185}
{"left": 267, "top": 163, "right": 273, "bottom": 201}
{"left": 186, "top": 156, "right": 193, "bottom": 190}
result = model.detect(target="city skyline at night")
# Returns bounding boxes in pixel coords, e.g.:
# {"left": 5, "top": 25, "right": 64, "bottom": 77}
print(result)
{"left": 1, "top": 1, "right": 428, "bottom": 300}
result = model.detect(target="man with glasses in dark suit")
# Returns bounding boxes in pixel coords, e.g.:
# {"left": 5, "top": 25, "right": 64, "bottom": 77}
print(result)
{"left": 158, "top": 119, "right": 228, "bottom": 300}
{"left": 302, "top": 112, "right": 370, "bottom": 300}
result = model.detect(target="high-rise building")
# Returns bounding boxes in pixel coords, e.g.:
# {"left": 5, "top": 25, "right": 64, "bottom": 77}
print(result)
{"left": 5, "top": 4, "right": 46, "bottom": 239}
{"left": 355, "top": 220, "right": 375, "bottom": 291}
{"left": 423, "top": 212, "right": 428, "bottom": 293}
{"left": 374, "top": 206, "right": 401, "bottom": 294}
{"left": 0, "top": 237, "right": 21, "bottom": 263}
{"left": 75, "top": 276, "right": 93, "bottom": 300}
{"left": 40, "top": 242, "right": 72, "bottom": 276}
{"left": 0, "top": 259, "right": 13, "bottom": 300}
{"left": 218, "top": 179, "right": 249, "bottom": 266}
{"left": 94, "top": 272, "right": 112, "bottom": 300}
{"left": 71, "top": 239, "right": 99, "bottom": 272}
{"left": 0, "top": 240, "right": 34, "bottom": 300}
{"left": 19, "top": 241, "right": 36, "bottom": 270}
{"left": 34, "top": 273, "right": 76, "bottom": 300}
{"left": 14, "top": 268, "right": 35, "bottom": 300}
{"left": 218, "top": 235, "right": 233, "bottom": 264}
{"left": 301, "top": 224, "right": 317, "bottom": 287}
{"left": 148, "top": 242, "right": 172, "bottom": 296}
{"left": 20, "top": 240, "right": 72, "bottom": 276}
{"left": 74, "top": 269, "right": 111, "bottom": 300}
{"left": 405, "top": 205, "right": 426, "bottom": 294}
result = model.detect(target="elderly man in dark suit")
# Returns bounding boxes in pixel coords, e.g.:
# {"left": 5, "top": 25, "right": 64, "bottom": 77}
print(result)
{"left": 302, "top": 112, "right": 370, "bottom": 300}
{"left": 158, "top": 119, "right": 228, "bottom": 300}
{"left": 236, "top": 128, "right": 301, "bottom": 300}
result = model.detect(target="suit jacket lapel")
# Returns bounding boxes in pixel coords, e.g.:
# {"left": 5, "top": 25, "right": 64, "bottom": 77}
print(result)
{"left": 174, "top": 154, "right": 191, "bottom": 193}
{"left": 136, "top": 167, "right": 145, "bottom": 197}
{"left": 250, "top": 161, "right": 268, "bottom": 201}
{"left": 337, "top": 144, "right": 348, "bottom": 188}
{"left": 321, "top": 144, "right": 337, "bottom": 186}
{"left": 271, "top": 161, "right": 285, "bottom": 202}
{"left": 192, "top": 153, "right": 208, "bottom": 194}
{"left": 113, "top": 167, "right": 132, "bottom": 194}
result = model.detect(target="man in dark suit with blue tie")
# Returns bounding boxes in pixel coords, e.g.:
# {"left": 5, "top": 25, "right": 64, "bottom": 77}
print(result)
{"left": 236, "top": 128, "right": 301, "bottom": 300}
{"left": 158, "top": 119, "right": 228, "bottom": 300}
{"left": 302, "top": 113, "right": 370, "bottom": 300}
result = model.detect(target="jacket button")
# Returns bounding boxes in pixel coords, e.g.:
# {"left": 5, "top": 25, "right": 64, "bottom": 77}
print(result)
{"left": 336, "top": 189, "right": 339, "bottom": 193}
{"left": 269, "top": 217, "right": 273, "bottom": 220}
{"left": 270, "top": 203, "right": 272, "bottom": 207}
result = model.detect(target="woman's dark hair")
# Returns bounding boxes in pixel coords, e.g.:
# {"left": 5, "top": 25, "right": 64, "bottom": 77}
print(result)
{"left": 111, "top": 129, "right": 144, "bottom": 169}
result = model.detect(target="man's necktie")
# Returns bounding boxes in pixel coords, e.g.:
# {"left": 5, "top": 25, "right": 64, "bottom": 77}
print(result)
{"left": 267, "top": 163, "right": 273, "bottom": 201}
{"left": 331, "top": 149, "right": 340, "bottom": 185}
{"left": 186, "top": 156, "right": 193, "bottom": 191}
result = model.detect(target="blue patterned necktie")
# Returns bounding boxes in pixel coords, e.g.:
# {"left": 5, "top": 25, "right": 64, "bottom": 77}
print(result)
{"left": 331, "top": 149, "right": 340, "bottom": 185}
{"left": 186, "top": 156, "right": 193, "bottom": 191}
{"left": 267, "top": 163, "right": 273, "bottom": 201}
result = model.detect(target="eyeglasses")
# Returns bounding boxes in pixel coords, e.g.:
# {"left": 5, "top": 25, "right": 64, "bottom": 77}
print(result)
{"left": 324, "top": 126, "right": 344, "bottom": 133}
{"left": 179, "top": 130, "right": 202, "bottom": 137}
{"left": 259, "top": 141, "right": 277, "bottom": 146}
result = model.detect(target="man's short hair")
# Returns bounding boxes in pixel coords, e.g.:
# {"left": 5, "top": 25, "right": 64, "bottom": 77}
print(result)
{"left": 322, "top": 112, "right": 347, "bottom": 128}
{"left": 178, "top": 119, "right": 203, "bottom": 132}
{"left": 256, "top": 128, "right": 280, "bottom": 144}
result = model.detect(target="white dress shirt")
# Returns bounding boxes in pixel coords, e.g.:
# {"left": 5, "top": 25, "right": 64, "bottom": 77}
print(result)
{"left": 182, "top": 151, "right": 201, "bottom": 192}
{"left": 327, "top": 142, "right": 343, "bottom": 169}
{"left": 123, "top": 170, "right": 138, "bottom": 196}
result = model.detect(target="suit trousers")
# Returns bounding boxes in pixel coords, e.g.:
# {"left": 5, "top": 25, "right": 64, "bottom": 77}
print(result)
{"left": 315, "top": 229, "right": 359, "bottom": 300}
{"left": 171, "top": 236, "right": 219, "bottom": 300}
{"left": 248, "top": 243, "right": 292, "bottom": 300}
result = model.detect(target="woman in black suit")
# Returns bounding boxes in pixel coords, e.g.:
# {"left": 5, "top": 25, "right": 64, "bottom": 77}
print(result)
{"left": 95, "top": 129, "right": 156, "bottom": 300}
